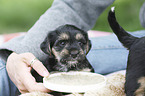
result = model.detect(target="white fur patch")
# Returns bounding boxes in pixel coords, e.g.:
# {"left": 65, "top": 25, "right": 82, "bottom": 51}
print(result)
{"left": 111, "top": 6, "right": 115, "bottom": 12}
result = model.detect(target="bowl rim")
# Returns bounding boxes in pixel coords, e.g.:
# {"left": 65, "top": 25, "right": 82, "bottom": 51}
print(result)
{"left": 43, "top": 71, "right": 106, "bottom": 93}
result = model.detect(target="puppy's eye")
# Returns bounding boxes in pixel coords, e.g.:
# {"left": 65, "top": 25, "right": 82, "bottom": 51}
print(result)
{"left": 59, "top": 41, "right": 66, "bottom": 46}
{"left": 78, "top": 41, "right": 83, "bottom": 46}
{"left": 78, "top": 39, "right": 86, "bottom": 46}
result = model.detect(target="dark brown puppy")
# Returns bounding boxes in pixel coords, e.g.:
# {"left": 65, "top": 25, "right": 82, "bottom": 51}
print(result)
{"left": 108, "top": 7, "right": 145, "bottom": 96}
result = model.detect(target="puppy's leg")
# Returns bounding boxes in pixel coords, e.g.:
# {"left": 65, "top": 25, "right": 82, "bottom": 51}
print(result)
{"left": 134, "top": 77, "right": 145, "bottom": 96}
{"left": 125, "top": 77, "right": 139, "bottom": 96}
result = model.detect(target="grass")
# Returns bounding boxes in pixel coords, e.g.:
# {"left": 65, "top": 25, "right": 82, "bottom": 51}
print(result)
{"left": 93, "top": 0, "right": 145, "bottom": 32}
{"left": 0, "top": 0, "right": 145, "bottom": 34}
{"left": 0, "top": 0, "right": 53, "bottom": 34}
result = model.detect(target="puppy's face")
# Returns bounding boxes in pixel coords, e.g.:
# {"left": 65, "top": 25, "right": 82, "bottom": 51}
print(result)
{"left": 41, "top": 25, "right": 91, "bottom": 67}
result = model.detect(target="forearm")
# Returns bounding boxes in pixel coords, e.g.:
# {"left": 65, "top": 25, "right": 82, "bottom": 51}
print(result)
{"left": 28, "top": 0, "right": 115, "bottom": 32}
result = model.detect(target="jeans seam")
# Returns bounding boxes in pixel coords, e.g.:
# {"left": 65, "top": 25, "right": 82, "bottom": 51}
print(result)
{"left": 0, "top": 66, "right": 5, "bottom": 70}
{"left": 0, "top": 59, "right": 6, "bottom": 70}
{"left": 91, "top": 46, "right": 124, "bottom": 50}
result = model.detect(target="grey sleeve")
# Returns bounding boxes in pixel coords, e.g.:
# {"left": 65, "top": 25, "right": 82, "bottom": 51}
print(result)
{"left": 140, "top": 2, "right": 145, "bottom": 28}
{"left": 0, "top": 0, "right": 115, "bottom": 61}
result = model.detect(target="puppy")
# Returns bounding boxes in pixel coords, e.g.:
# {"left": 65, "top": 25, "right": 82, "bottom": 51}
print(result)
{"left": 33, "top": 24, "right": 94, "bottom": 82}
{"left": 108, "top": 7, "right": 145, "bottom": 96}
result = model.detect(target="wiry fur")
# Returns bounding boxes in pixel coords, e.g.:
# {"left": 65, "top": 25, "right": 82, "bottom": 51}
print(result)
{"left": 108, "top": 7, "right": 145, "bottom": 96}
{"left": 32, "top": 24, "right": 94, "bottom": 82}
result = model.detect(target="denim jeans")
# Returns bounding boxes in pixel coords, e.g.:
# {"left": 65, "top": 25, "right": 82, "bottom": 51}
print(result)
{"left": 0, "top": 30, "right": 145, "bottom": 96}
{"left": 88, "top": 34, "right": 128, "bottom": 74}
{"left": 0, "top": 59, "right": 17, "bottom": 96}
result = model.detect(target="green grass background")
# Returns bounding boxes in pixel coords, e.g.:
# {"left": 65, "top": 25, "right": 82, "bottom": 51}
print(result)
{"left": 0, "top": 0, "right": 145, "bottom": 34}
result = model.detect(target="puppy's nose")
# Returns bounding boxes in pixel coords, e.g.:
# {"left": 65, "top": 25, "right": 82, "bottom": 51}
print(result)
{"left": 70, "top": 50, "right": 79, "bottom": 58}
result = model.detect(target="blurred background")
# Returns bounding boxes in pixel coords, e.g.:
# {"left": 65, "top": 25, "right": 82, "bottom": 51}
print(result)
{"left": 0, "top": 0, "right": 145, "bottom": 34}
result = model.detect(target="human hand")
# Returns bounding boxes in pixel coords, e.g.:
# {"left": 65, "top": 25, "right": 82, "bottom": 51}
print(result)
{"left": 6, "top": 52, "right": 51, "bottom": 93}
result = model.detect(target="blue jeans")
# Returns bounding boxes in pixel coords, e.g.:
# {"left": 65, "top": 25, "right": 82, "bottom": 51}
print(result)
{"left": 87, "top": 30, "right": 145, "bottom": 74}
{"left": 0, "top": 59, "right": 17, "bottom": 96}
{"left": 0, "top": 30, "right": 145, "bottom": 96}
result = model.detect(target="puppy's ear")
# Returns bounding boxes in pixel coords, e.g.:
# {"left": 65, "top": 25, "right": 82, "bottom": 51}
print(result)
{"left": 40, "top": 36, "right": 52, "bottom": 56}
{"left": 80, "top": 30, "right": 92, "bottom": 55}
{"left": 86, "top": 40, "right": 92, "bottom": 54}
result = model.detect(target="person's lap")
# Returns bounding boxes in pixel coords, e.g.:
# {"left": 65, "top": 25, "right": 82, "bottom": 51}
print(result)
{"left": 0, "top": 30, "right": 145, "bottom": 95}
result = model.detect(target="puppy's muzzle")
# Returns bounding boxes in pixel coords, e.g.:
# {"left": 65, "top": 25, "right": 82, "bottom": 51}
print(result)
{"left": 60, "top": 49, "right": 85, "bottom": 64}
{"left": 70, "top": 49, "right": 79, "bottom": 58}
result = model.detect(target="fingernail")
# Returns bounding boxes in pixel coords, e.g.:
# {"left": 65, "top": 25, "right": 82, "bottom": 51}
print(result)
{"left": 43, "top": 71, "right": 49, "bottom": 77}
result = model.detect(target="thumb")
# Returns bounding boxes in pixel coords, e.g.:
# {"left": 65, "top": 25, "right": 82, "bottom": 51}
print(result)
{"left": 31, "top": 59, "right": 49, "bottom": 77}
{"left": 20, "top": 53, "right": 49, "bottom": 77}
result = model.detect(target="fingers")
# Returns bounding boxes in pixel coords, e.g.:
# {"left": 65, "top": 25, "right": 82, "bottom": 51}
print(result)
{"left": 18, "top": 86, "right": 29, "bottom": 94}
{"left": 6, "top": 52, "right": 51, "bottom": 93}
{"left": 20, "top": 69, "right": 51, "bottom": 93}
{"left": 31, "top": 60, "right": 49, "bottom": 77}
{"left": 20, "top": 53, "right": 49, "bottom": 77}
{"left": 19, "top": 53, "right": 50, "bottom": 92}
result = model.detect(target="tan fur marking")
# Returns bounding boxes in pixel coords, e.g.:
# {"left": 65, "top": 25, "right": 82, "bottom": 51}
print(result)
{"left": 75, "top": 33, "right": 83, "bottom": 40}
{"left": 59, "top": 33, "right": 69, "bottom": 40}
{"left": 52, "top": 48, "right": 61, "bottom": 61}
{"left": 60, "top": 49, "right": 69, "bottom": 56}
{"left": 86, "top": 41, "right": 90, "bottom": 54}
{"left": 135, "top": 77, "right": 145, "bottom": 96}
{"left": 52, "top": 48, "right": 69, "bottom": 61}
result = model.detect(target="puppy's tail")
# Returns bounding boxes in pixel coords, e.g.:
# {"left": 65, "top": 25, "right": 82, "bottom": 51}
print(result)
{"left": 108, "top": 7, "right": 138, "bottom": 49}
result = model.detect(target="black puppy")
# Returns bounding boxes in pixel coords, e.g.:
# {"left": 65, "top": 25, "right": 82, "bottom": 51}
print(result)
{"left": 41, "top": 24, "right": 94, "bottom": 72}
{"left": 108, "top": 7, "right": 145, "bottom": 96}
{"left": 33, "top": 24, "right": 94, "bottom": 82}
